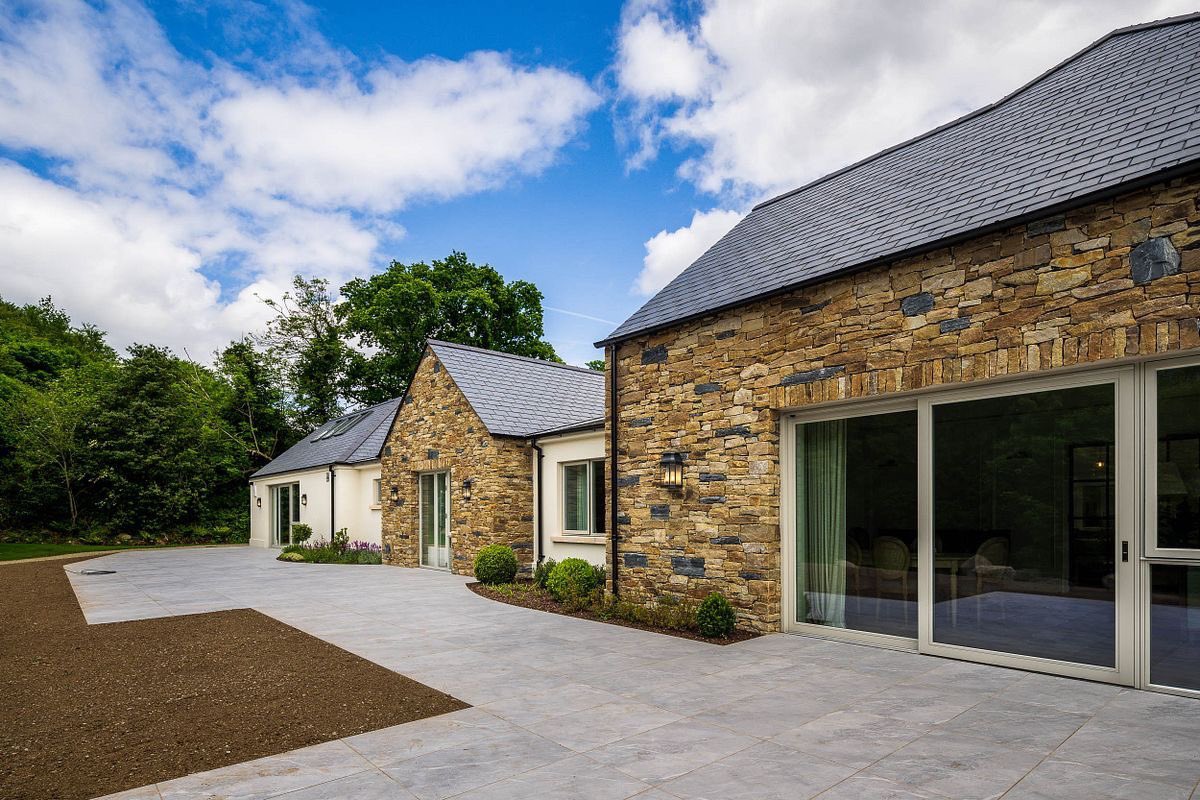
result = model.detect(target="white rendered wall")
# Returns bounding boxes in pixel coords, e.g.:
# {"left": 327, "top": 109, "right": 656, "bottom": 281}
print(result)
{"left": 535, "top": 430, "right": 606, "bottom": 567}
{"left": 249, "top": 462, "right": 382, "bottom": 547}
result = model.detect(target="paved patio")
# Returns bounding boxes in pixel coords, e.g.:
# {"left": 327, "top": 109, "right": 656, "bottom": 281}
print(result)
{"left": 69, "top": 547, "right": 1200, "bottom": 800}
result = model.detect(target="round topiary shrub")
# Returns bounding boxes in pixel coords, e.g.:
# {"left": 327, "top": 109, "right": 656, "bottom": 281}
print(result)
{"left": 545, "top": 557, "right": 600, "bottom": 601}
{"left": 474, "top": 544, "right": 518, "bottom": 585}
{"left": 696, "top": 592, "right": 736, "bottom": 638}
{"left": 277, "top": 551, "right": 307, "bottom": 563}
{"left": 290, "top": 523, "right": 313, "bottom": 544}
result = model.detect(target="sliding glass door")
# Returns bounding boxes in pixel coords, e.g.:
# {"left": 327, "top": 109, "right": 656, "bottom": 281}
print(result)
{"left": 272, "top": 482, "right": 300, "bottom": 547}
{"left": 786, "top": 368, "right": 1137, "bottom": 683}
{"left": 420, "top": 471, "right": 450, "bottom": 569}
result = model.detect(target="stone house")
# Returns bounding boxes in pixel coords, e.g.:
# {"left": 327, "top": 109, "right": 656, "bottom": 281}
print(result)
{"left": 596, "top": 15, "right": 1200, "bottom": 695}
{"left": 380, "top": 340, "right": 606, "bottom": 574}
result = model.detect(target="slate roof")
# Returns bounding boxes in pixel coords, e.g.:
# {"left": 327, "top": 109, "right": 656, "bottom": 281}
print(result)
{"left": 426, "top": 340, "right": 605, "bottom": 438}
{"left": 600, "top": 13, "right": 1200, "bottom": 346}
{"left": 251, "top": 397, "right": 402, "bottom": 479}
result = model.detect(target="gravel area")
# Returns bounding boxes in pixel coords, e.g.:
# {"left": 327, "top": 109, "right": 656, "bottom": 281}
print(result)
{"left": 0, "top": 556, "right": 466, "bottom": 800}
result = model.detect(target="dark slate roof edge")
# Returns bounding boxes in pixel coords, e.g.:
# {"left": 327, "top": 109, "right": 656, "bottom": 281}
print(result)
{"left": 529, "top": 417, "right": 606, "bottom": 438}
{"left": 249, "top": 397, "right": 401, "bottom": 478}
{"left": 426, "top": 339, "right": 604, "bottom": 377}
{"left": 596, "top": 159, "right": 1200, "bottom": 348}
{"left": 750, "top": 12, "right": 1200, "bottom": 216}
{"left": 247, "top": 459, "right": 370, "bottom": 483}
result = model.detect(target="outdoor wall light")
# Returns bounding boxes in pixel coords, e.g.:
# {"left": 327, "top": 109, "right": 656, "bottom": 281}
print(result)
{"left": 256, "top": 497, "right": 262, "bottom": 508}
{"left": 389, "top": 485, "right": 400, "bottom": 504}
{"left": 300, "top": 493, "right": 307, "bottom": 506}
{"left": 462, "top": 478, "right": 473, "bottom": 500}
{"left": 660, "top": 451, "right": 685, "bottom": 490}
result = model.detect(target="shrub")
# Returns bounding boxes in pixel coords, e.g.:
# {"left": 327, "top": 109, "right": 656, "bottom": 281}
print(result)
{"left": 591, "top": 563, "right": 606, "bottom": 589}
{"left": 277, "top": 551, "right": 306, "bottom": 562}
{"left": 533, "top": 557, "right": 556, "bottom": 589}
{"left": 697, "top": 592, "right": 737, "bottom": 638}
{"left": 545, "top": 558, "right": 600, "bottom": 601}
{"left": 280, "top": 543, "right": 304, "bottom": 554}
{"left": 356, "top": 549, "right": 382, "bottom": 565}
{"left": 331, "top": 528, "right": 349, "bottom": 551}
{"left": 474, "top": 544, "right": 518, "bottom": 585}
{"left": 290, "top": 523, "right": 313, "bottom": 544}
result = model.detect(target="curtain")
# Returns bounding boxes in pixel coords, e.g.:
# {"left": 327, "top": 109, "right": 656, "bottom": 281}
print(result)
{"left": 798, "top": 420, "right": 848, "bottom": 627}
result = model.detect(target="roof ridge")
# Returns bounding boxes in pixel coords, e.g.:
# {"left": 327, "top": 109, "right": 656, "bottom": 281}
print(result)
{"left": 751, "top": 12, "right": 1200, "bottom": 214}
{"left": 427, "top": 339, "right": 604, "bottom": 377}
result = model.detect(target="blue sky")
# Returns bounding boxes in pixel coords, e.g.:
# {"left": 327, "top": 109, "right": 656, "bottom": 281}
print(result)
{"left": 0, "top": 0, "right": 1192, "bottom": 366}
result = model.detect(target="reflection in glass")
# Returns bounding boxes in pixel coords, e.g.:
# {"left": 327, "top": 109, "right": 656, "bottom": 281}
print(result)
{"left": 1151, "top": 564, "right": 1200, "bottom": 690}
{"left": 932, "top": 384, "right": 1115, "bottom": 666}
{"left": 1157, "top": 365, "right": 1200, "bottom": 550}
{"left": 796, "top": 411, "right": 918, "bottom": 638}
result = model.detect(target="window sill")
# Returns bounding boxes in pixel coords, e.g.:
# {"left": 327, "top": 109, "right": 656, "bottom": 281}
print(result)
{"left": 370, "top": 504, "right": 382, "bottom": 510}
{"left": 551, "top": 534, "right": 607, "bottom": 545}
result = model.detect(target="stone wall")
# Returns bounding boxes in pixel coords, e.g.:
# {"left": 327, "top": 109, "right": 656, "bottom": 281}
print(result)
{"left": 608, "top": 172, "right": 1200, "bottom": 632}
{"left": 380, "top": 349, "right": 535, "bottom": 575}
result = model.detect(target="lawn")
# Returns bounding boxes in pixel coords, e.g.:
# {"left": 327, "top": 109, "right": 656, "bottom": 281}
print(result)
{"left": 0, "top": 542, "right": 128, "bottom": 561}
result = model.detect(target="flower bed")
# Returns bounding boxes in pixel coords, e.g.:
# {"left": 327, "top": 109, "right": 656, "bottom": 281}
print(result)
{"left": 277, "top": 538, "right": 382, "bottom": 565}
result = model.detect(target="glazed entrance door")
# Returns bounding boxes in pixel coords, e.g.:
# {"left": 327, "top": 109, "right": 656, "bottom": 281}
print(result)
{"left": 420, "top": 471, "right": 450, "bottom": 569}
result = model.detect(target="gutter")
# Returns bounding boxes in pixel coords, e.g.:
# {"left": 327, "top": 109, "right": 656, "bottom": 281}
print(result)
{"left": 529, "top": 439, "right": 545, "bottom": 564}
{"left": 328, "top": 465, "right": 336, "bottom": 539}
{"left": 609, "top": 346, "right": 619, "bottom": 596}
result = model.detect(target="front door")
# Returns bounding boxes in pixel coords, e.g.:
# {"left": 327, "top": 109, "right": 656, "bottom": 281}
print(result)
{"left": 420, "top": 471, "right": 450, "bottom": 569}
{"left": 272, "top": 482, "right": 300, "bottom": 547}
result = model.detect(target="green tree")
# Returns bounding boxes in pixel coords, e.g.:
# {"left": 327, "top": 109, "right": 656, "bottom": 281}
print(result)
{"left": 339, "top": 251, "right": 559, "bottom": 404}
{"left": 586, "top": 359, "right": 605, "bottom": 372}
{"left": 257, "top": 277, "right": 352, "bottom": 432}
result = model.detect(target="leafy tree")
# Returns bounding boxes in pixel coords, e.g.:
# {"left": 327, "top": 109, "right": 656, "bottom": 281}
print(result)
{"left": 586, "top": 359, "right": 606, "bottom": 372}
{"left": 339, "top": 251, "right": 559, "bottom": 404}
{"left": 256, "top": 277, "right": 352, "bottom": 432}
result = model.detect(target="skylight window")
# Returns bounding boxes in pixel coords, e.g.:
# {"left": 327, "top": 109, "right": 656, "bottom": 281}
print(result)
{"left": 311, "top": 412, "right": 367, "bottom": 441}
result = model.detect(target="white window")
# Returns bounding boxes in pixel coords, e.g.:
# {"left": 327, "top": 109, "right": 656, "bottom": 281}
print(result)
{"left": 372, "top": 478, "right": 383, "bottom": 507}
{"left": 562, "top": 459, "right": 606, "bottom": 535}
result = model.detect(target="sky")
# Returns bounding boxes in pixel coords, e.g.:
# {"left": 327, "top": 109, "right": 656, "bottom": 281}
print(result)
{"left": 0, "top": 0, "right": 1195, "bottom": 367}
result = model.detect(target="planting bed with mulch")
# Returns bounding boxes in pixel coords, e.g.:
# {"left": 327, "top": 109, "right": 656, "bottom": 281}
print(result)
{"left": 468, "top": 581, "right": 759, "bottom": 645}
{"left": 0, "top": 556, "right": 467, "bottom": 800}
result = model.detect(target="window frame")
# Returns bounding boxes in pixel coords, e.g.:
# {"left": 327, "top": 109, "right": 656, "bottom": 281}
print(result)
{"left": 560, "top": 458, "right": 606, "bottom": 536}
{"left": 371, "top": 478, "right": 383, "bottom": 508}
{"left": 1144, "top": 354, "right": 1200, "bottom": 561}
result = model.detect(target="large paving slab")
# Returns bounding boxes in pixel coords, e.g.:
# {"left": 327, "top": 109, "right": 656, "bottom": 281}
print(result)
{"left": 68, "top": 547, "right": 1200, "bottom": 800}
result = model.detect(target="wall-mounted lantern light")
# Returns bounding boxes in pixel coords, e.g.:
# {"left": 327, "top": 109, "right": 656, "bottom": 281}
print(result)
{"left": 300, "top": 493, "right": 308, "bottom": 506}
{"left": 256, "top": 497, "right": 262, "bottom": 508}
{"left": 660, "top": 451, "right": 685, "bottom": 490}
{"left": 389, "top": 485, "right": 400, "bottom": 505}
{"left": 462, "top": 478, "right": 473, "bottom": 500}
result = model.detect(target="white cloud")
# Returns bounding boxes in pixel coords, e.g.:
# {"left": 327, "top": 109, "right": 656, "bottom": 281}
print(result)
{"left": 635, "top": 207, "right": 743, "bottom": 295}
{"left": 616, "top": 0, "right": 1198, "bottom": 201}
{"left": 0, "top": 0, "right": 599, "bottom": 357}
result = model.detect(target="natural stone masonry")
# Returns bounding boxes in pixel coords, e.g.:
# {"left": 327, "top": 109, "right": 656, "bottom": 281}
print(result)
{"left": 608, "top": 173, "right": 1200, "bottom": 632}
{"left": 380, "top": 349, "right": 534, "bottom": 575}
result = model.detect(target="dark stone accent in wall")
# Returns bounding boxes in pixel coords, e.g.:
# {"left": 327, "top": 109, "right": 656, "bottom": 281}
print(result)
{"left": 511, "top": 540, "right": 533, "bottom": 550}
{"left": 699, "top": 473, "right": 727, "bottom": 482}
{"left": 672, "top": 556, "right": 705, "bottom": 577}
{"left": 383, "top": 445, "right": 392, "bottom": 456}
{"left": 801, "top": 299, "right": 832, "bottom": 314}
{"left": 617, "top": 514, "right": 632, "bottom": 525}
{"left": 781, "top": 365, "right": 845, "bottom": 386}
{"left": 739, "top": 571, "right": 764, "bottom": 581}
{"left": 901, "top": 292, "right": 935, "bottom": 316}
{"left": 695, "top": 383, "right": 722, "bottom": 394}
{"left": 617, "top": 475, "right": 641, "bottom": 487}
{"left": 426, "top": 449, "right": 439, "bottom": 460}
{"left": 1027, "top": 215, "right": 1066, "bottom": 236}
{"left": 650, "top": 504, "right": 670, "bottom": 519}
{"left": 1131, "top": 237, "right": 1181, "bottom": 284}
{"left": 710, "top": 535, "right": 741, "bottom": 545}
{"left": 630, "top": 417, "right": 653, "bottom": 427}
{"left": 939, "top": 316, "right": 972, "bottom": 334}
{"left": 715, "top": 425, "right": 752, "bottom": 438}
{"left": 624, "top": 552, "right": 648, "bottom": 568}
{"left": 433, "top": 361, "right": 442, "bottom": 372}
{"left": 641, "top": 345, "right": 668, "bottom": 365}
{"left": 715, "top": 329, "right": 737, "bottom": 339}
{"left": 700, "top": 496, "right": 726, "bottom": 504}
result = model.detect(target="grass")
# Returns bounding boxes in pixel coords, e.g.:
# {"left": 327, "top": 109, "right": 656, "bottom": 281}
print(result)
{"left": 0, "top": 542, "right": 128, "bottom": 561}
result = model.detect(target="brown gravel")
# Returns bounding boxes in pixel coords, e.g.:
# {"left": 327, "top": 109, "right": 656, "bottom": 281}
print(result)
{"left": 468, "top": 582, "right": 759, "bottom": 645}
{"left": 0, "top": 556, "right": 467, "bottom": 800}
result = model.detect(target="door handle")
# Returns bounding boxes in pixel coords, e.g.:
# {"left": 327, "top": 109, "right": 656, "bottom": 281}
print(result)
{"left": 1121, "top": 541, "right": 1129, "bottom": 563}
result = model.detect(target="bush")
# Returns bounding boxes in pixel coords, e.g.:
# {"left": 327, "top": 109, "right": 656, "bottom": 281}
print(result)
{"left": 280, "top": 543, "right": 304, "bottom": 554}
{"left": 474, "top": 544, "right": 518, "bottom": 585}
{"left": 533, "top": 557, "right": 556, "bottom": 589}
{"left": 697, "top": 592, "right": 737, "bottom": 638}
{"left": 277, "top": 551, "right": 306, "bottom": 562}
{"left": 545, "top": 558, "right": 600, "bottom": 601}
{"left": 356, "top": 549, "right": 382, "bottom": 565}
{"left": 290, "top": 523, "right": 313, "bottom": 544}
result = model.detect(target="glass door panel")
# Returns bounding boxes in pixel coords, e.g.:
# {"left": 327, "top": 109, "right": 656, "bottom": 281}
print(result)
{"left": 1154, "top": 364, "right": 1200, "bottom": 551}
{"left": 272, "top": 483, "right": 299, "bottom": 547}
{"left": 931, "top": 384, "right": 1117, "bottom": 667}
{"left": 795, "top": 410, "right": 919, "bottom": 638}
{"left": 420, "top": 472, "right": 450, "bottom": 569}
{"left": 435, "top": 471, "right": 449, "bottom": 569}
{"left": 1150, "top": 564, "right": 1200, "bottom": 691}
